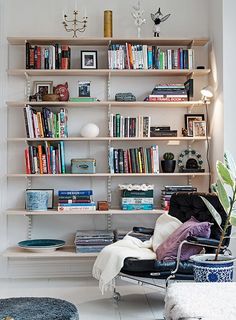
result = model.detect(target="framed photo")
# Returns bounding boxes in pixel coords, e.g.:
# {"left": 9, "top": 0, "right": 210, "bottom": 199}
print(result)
{"left": 33, "top": 81, "right": 53, "bottom": 96}
{"left": 78, "top": 81, "right": 91, "bottom": 97}
{"left": 193, "top": 120, "right": 207, "bottom": 137}
{"left": 25, "top": 189, "right": 54, "bottom": 209}
{"left": 81, "top": 51, "right": 97, "bottom": 69}
{"left": 184, "top": 114, "right": 205, "bottom": 137}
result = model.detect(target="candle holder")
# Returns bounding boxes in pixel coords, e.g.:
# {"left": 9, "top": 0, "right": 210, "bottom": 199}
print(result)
{"left": 62, "top": 10, "right": 88, "bottom": 38}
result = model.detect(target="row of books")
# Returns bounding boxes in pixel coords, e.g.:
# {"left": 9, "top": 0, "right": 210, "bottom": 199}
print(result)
{"left": 109, "top": 146, "right": 159, "bottom": 174}
{"left": 25, "top": 43, "right": 71, "bottom": 69}
{"left": 161, "top": 185, "right": 197, "bottom": 211}
{"left": 120, "top": 187, "right": 154, "bottom": 210}
{"left": 24, "top": 141, "right": 66, "bottom": 174}
{"left": 108, "top": 44, "right": 194, "bottom": 70}
{"left": 58, "top": 190, "right": 96, "bottom": 211}
{"left": 24, "top": 106, "right": 68, "bottom": 138}
{"left": 109, "top": 114, "right": 151, "bottom": 138}
{"left": 148, "top": 83, "right": 188, "bottom": 102}
{"left": 74, "top": 230, "right": 114, "bottom": 253}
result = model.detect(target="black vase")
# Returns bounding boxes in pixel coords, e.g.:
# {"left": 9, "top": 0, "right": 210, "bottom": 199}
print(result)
{"left": 161, "top": 160, "right": 176, "bottom": 173}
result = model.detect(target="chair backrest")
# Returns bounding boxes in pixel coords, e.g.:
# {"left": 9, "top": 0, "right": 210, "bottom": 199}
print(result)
{"left": 168, "top": 192, "right": 231, "bottom": 247}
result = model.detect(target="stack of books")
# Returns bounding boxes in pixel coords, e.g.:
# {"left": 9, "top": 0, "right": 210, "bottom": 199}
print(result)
{"left": 24, "top": 106, "right": 68, "bottom": 138}
{"left": 109, "top": 145, "right": 159, "bottom": 174}
{"left": 119, "top": 184, "right": 154, "bottom": 210}
{"left": 26, "top": 42, "right": 71, "bottom": 69}
{"left": 108, "top": 43, "right": 194, "bottom": 70}
{"left": 58, "top": 190, "right": 96, "bottom": 212}
{"left": 109, "top": 113, "right": 150, "bottom": 138}
{"left": 113, "top": 229, "right": 151, "bottom": 242}
{"left": 24, "top": 141, "right": 65, "bottom": 174}
{"left": 148, "top": 84, "right": 188, "bottom": 102}
{"left": 161, "top": 185, "right": 197, "bottom": 211}
{"left": 74, "top": 230, "right": 114, "bottom": 253}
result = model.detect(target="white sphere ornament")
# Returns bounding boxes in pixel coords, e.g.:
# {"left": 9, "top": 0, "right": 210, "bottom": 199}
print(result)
{"left": 80, "top": 123, "right": 100, "bottom": 138}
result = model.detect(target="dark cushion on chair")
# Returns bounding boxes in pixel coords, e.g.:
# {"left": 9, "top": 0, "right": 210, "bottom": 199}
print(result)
{"left": 122, "top": 257, "right": 193, "bottom": 274}
{"left": 168, "top": 192, "right": 231, "bottom": 247}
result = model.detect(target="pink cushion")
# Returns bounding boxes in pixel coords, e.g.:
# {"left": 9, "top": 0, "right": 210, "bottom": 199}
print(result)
{"left": 156, "top": 217, "right": 212, "bottom": 261}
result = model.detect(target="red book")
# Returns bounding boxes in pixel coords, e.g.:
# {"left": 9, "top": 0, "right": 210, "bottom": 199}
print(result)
{"left": 24, "top": 148, "right": 31, "bottom": 174}
{"left": 36, "top": 47, "right": 41, "bottom": 69}
{"left": 61, "top": 45, "right": 69, "bottom": 69}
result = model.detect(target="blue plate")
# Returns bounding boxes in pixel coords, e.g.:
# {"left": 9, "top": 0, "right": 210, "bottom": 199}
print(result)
{"left": 18, "top": 239, "right": 66, "bottom": 252}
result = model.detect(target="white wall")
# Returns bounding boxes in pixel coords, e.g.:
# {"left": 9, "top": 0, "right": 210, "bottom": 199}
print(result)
{"left": 0, "top": 0, "right": 214, "bottom": 278}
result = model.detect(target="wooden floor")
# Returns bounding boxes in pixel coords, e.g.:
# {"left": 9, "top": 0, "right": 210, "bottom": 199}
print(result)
{"left": 0, "top": 278, "right": 165, "bottom": 320}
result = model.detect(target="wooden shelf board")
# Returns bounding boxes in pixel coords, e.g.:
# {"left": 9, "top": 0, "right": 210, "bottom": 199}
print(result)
{"left": 6, "top": 100, "right": 206, "bottom": 108}
{"left": 7, "top": 137, "right": 211, "bottom": 142}
{"left": 7, "top": 69, "right": 211, "bottom": 77}
{"left": 7, "top": 173, "right": 211, "bottom": 178}
{"left": 6, "top": 208, "right": 166, "bottom": 215}
{"left": 3, "top": 246, "right": 98, "bottom": 258}
{"left": 7, "top": 37, "right": 209, "bottom": 46}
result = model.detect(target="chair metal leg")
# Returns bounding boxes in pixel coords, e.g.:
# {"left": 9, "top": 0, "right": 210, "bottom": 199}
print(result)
{"left": 113, "top": 277, "right": 121, "bottom": 302}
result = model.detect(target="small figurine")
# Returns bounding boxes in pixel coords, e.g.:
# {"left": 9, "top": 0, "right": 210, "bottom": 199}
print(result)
{"left": 151, "top": 8, "right": 170, "bottom": 37}
{"left": 131, "top": 1, "right": 146, "bottom": 38}
{"left": 182, "top": 128, "right": 188, "bottom": 137}
{"left": 54, "top": 82, "right": 69, "bottom": 101}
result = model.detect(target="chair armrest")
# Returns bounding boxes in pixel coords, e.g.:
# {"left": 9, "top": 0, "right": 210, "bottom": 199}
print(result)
{"left": 187, "top": 236, "right": 221, "bottom": 248}
{"left": 133, "top": 227, "right": 154, "bottom": 235}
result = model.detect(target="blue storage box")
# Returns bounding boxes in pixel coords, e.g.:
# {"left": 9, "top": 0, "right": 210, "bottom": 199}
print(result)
{"left": 71, "top": 158, "right": 96, "bottom": 174}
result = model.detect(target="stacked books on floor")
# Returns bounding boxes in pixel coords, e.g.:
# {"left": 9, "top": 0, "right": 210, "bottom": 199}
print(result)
{"left": 161, "top": 185, "right": 197, "bottom": 211}
{"left": 119, "top": 184, "right": 154, "bottom": 210}
{"left": 109, "top": 146, "right": 159, "bottom": 174}
{"left": 109, "top": 113, "right": 150, "bottom": 138}
{"left": 58, "top": 190, "right": 96, "bottom": 212}
{"left": 108, "top": 43, "right": 194, "bottom": 70}
{"left": 74, "top": 230, "right": 114, "bottom": 253}
{"left": 147, "top": 83, "right": 188, "bottom": 102}
{"left": 24, "top": 141, "right": 65, "bottom": 174}
{"left": 25, "top": 42, "right": 71, "bottom": 69}
{"left": 24, "top": 106, "right": 68, "bottom": 138}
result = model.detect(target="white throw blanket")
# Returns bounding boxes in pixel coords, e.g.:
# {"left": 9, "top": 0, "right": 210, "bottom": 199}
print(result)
{"left": 92, "top": 234, "right": 156, "bottom": 293}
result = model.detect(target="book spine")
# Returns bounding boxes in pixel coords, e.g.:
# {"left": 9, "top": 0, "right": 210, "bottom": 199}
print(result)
{"left": 59, "top": 141, "right": 66, "bottom": 173}
{"left": 58, "top": 190, "right": 93, "bottom": 196}
{"left": 23, "top": 107, "right": 30, "bottom": 138}
{"left": 58, "top": 206, "right": 96, "bottom": 211}
{"left": 122, "top": 204, "right": 154, "bottom": 210}
{"left": 58, "top": 202, "right": 96, "bottom": 207}
{"left": 59, "top": 195, "right": 92, "bottom": 200}
{"left": 121, "top": 198, "right": 154, "bottom": 204}
{"left": 25, "top": 42, "right": 30, "bottom": 69}
{"left": 38, "top": 145, "right": 43, "bottom": 174}
{"left": 24, "top": 148, "right": 31, "bottom": 174}
{"left": 59, "top": 199, "right": 92, "bottom": 204}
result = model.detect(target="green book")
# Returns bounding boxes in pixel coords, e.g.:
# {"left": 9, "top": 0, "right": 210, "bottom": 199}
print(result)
{"left": 69, "top": 97, "right": 97, "bottom": 102}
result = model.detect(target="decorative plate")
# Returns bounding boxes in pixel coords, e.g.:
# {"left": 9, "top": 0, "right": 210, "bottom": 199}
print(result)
{"left": 18, "top": 239, "right": 65, "bottom": 253}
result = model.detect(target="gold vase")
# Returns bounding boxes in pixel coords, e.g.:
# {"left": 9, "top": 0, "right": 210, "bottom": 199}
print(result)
{"left": 104, "top": 10, "right": 113, "bottom": 37}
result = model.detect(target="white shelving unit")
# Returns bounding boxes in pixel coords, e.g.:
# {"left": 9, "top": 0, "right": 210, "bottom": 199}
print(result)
{"left": 5, "top": 37, "right": 210, "bottom": 259}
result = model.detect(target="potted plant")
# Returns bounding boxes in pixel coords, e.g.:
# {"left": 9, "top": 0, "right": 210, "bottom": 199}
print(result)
{"left": 191, "top": 152, "right": 236, "bottom": 282}
{"left": 161, "top": 152, "right": 176, "bottom": 173}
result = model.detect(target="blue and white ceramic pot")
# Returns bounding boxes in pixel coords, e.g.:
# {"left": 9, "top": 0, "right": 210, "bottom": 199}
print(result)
{"left": 190, "top": 254, "right": 236, "bottom": 282}
{"left": 26, "top": 190, "right": 49, "bottom": 211}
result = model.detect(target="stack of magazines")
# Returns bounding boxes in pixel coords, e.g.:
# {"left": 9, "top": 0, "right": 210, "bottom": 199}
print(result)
{"left": 74, "top": 230, "right": 114, "bottom": 253}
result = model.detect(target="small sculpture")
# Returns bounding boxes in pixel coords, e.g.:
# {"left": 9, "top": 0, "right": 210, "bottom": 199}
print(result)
{"left": 131, "top": 1, "right": 146, "bottom": 38}
{"left": 54, "top": 82, "right": 69, "bottom": 101}
{"left": 151, "top": 8, "right": 170, "bottom": 37}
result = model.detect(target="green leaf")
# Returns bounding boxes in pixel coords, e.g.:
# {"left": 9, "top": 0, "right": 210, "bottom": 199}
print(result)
{"left": 224, "top": 151, "right": 236, "bottom": 179}
{"left": 217, "top": 161, "right": 235, "bottom": 188}
{"left": 211, "top": 183, "right": 217, "bottom": 193}
{"left": 230, "top": 215, "right": 236, "bottom": 227}
{"left": 200, "top": 196, "right": 223, "bottom": 232}
{"left": 215, "top": 179, "right": 230, "bottom": 213}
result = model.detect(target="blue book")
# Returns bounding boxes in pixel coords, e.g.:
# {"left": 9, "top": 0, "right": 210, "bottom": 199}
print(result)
{"left": 147, "top": 47, "right": 153, "bottom": 69}
{"left": 122, "top": 204, "right": 154, "bottom": 210}
{"left": 58, "top": 190, "right": 93, "bottom": 196}
{"left": 59, "top": 202, "right": 96, "bottom": 207}
{"left": 59, "top": 141, "right": 65, "bottom": 173}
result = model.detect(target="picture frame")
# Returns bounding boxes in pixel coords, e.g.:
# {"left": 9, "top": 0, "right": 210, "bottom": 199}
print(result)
{"left": 81, "top": 51, "right": 97, "bottom": 69}
{"left": 25, "top": 189, "right": 54, "bottom": 209}
{"left": 33, "top": 81, "right": 53, "bottom": 96}
{"left": 184, "top": 114, "right": 205, "bottom": 137}
{"left": 192, "top": 120, "right": 207, "bottom": 137}
{"left": 78, "top": 81, "right": 91, "bottom": 97}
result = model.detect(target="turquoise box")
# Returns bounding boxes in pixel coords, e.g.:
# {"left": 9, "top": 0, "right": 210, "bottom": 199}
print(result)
{"left": 71, "top": 158, "right": 96, "bottom": 174}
